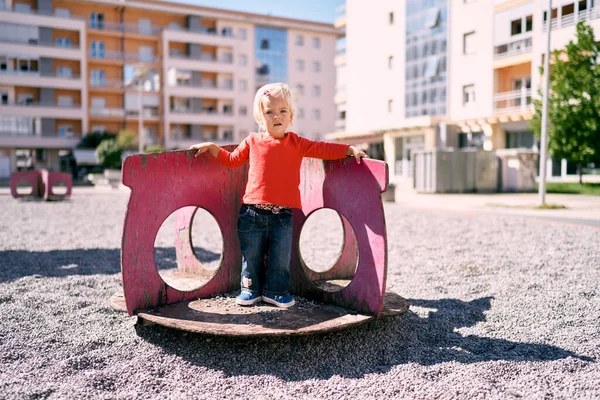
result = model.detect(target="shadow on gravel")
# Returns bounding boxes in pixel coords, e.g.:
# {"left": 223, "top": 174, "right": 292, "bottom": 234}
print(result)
{"left": 133, "top": 296, "right": 594, "bottom": 381}
{"left": 0, "top": 247, "right": 221, "bottom": 283}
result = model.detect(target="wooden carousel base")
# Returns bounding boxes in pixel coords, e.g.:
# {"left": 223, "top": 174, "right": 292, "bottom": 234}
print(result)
{"left": 109, "top": 286, "right": 409, "bottom": 337}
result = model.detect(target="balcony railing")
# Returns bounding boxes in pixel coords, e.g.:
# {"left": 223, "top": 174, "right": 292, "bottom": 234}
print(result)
{"left": 1, "top": 6, "right": 84, "bottom": 20}
{"left": 0, "top": 69, "right": 81, "bottom": 79}
{"left": 543, "top": 7, "right": 600, "bottom": 31}
{"left": 165, "top": 24, "right": 237, "bottom": 38}
{"left": 89, "top": 107, "right": 125, "bottom": 117}
{"left": 170, "top": 81, "right": 234, "bottom": 90}
{"left": 126, "top": 108, "right": 160, "bottom": 118}
{"left": 89, "top": 50, "right": 158, "bottom": 63}
{"left": 169, "top": 53, "right": 233, "bottom": 64}
{"left": 89, "top": 78, "right": 124, "bottom": 89}
{"left": 0, "top": 101, "right": 81, "bottom": 108}
{"left": 0, "top": 36, "right": 80, "bottom": 49}
{"left": 494, "top": 36, "right": 532, "bottom": 59}
{"left": 170, "top": 108, "right": 234, "bottom": 116}
{"left": 493, "top": 89, "right": 532, "bottom": 113}
{"left": 0, "top": 130, "right": 37, "bottom": 137}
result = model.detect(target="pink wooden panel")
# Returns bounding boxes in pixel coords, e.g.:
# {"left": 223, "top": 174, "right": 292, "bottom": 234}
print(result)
{"left": 121, "top": 147, "right": 247, "bottom": 315}
{"left": 10, "top": 171, "right": 42, "bottom": 198}
{"left": 174, "top": 206, "right": 216, "bottom": 277}
{"left": 42, "top": 170, "right": 72, "bottom": 201}
{"left": 301, "top": 213, "right": 358, "bottom": 282}
{"left": 289, "top": 158, "right": 389, "bottom": 317}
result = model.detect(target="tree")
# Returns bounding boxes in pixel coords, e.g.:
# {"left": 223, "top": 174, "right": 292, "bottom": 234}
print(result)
{"left": 96, "top": 139, "right": 123, "bottom": 169}
{"left": 116, "top": 129, "right": 139, "bottom": 151}
{"left": 530, "top": 21, "right": 600, "bottom": 184}
{"left": 77, "top": 131, "right": 116, "bottom": 149}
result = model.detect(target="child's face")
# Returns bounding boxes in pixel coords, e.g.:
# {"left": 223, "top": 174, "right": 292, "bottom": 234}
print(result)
{"left": 262, "top": 95, "right": 292, "bottom": 137}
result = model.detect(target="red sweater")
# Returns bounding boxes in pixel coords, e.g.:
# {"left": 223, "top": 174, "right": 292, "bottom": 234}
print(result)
{"left": 216, "top": 132, "right": 349, "bottom": 209}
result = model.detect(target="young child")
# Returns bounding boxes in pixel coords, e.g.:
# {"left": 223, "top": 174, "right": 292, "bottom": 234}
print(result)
{"left": 189, "top": 82, "right": 367, "bottom": 308}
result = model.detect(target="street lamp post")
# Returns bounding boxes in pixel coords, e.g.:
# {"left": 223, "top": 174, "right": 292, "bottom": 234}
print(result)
{"left": 539, "top": 0, "right": 552, "bottom": 206}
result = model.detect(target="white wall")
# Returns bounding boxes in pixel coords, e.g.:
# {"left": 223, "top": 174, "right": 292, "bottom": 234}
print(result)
{"left": 287, "top": 29, "right": 338, "bottom": 140}
{"left": 345, "top": 0, "right": 405, "bottom": 133}
{"left": 448, "top": 0, "right": 495, "bottom": 122}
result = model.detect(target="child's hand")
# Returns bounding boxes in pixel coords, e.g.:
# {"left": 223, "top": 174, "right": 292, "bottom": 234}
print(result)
{"left": 346, "top": 145, "right": 368, "bottom": 164}
{"left": 189, "top": 142, "right": 218, "bottom": 158}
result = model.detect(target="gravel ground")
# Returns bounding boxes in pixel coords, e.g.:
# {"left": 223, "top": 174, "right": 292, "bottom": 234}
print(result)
{"left": 0, "top": 190, "right": 599, "bottom": 399}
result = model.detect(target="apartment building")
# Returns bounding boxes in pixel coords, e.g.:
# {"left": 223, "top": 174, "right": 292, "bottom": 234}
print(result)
{"left": 0, "top": 0, "right": 340, "bottom": 178}
{"left": 331, "top": 0, "right": 600, "bottom": 188}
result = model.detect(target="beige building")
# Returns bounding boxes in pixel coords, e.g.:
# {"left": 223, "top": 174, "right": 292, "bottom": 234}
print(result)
{"left": 330, "top": 0, "right": 600, "bottom": 189}
{"left": 0, "top": 0, "right": 340, "bottom": 178}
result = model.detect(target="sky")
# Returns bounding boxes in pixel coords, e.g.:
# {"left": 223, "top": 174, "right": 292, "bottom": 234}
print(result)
{"left": 170, "top": 0, "right": 345, "bottom": 24}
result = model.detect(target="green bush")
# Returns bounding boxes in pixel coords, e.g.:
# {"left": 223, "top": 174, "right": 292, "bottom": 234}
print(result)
{"left": 96, "top": 139, "right": 123, "bottom": 168}
{"left": 145, "top": 144, "right": 166, "bottom": 154}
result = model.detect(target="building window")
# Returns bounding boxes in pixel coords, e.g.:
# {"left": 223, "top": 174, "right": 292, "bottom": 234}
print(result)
{"left": 424, "top": 57, "right": 439, "bottom": 78}
{"left": 238, "top": 28, "right": 247, "bottom": 39}
{"left": 511, "top": 19, "right": 522, "bottom": 35}
{"left": 313, "top": 61, "right": 320, "bottom": 72}
{"left": 296, "top": 35, "right": 304, "bottom": 46}
{"left": 56, "top": 37, "right": 71, "bottom": 48}
{"left": 221, "top": 27, "right": 233, "bottom": 37}
{"left": 458, "top": 132, "right": 484, "bottom": 149}
{"left": 239, "top": 79, "right": 248, "bottom": 92}
{"left": 526, "top": 15, "right": 533, "bottom": 32}
{"left": 298, "top": 108, "right": 304, "bottom": 119}
{"left": 389, "top": 12, "right": 394, "bottom": 24}
{"left": 313, "top": 37, "right": 320, "bottom": 48}
{"left": 313, "top": 85, "right": 321, "bottom": 97}
{"left": 91, "top": 69, "right": 105, "bottom": 86}
{"left": 260, "top": 39, "right": 269, "bottom": 49}
{"left": 239, "top": 54, "right": 247, "bottom": 66}
{"left": 90, "top": 41, "right": 105, "bottom": 58}
{"left": 58, "top": 125, "right": 73, "bottom": 137}
{"left": 463, "top": 84, "right": 475, "bottom": 105}
{"left": 296, "top": 84, "right": 304, "bottom": 95}
{"left": 313, "top": 109, "right": 321, "bottom": 120}
{"left": 463, "top": 31, "right": 475, "bottom": 54}
{"left": 89, "top": 12, "right": 104, "bottom": 29}
{"left": 255, "top": 26, "right": 287, "bottom": 86}
{"left": 57, "top": 66, "right": 72, "bottom": 78}
{"left": 296, "top": 59, "right": 304, "bottom": 71}
{"left": 388, "top": 55, "right": 393, "bottom": 69}
{"left": 388, "top": 99, "right": 393, "bottom": 113}
{"left": 239, "top": 105, "right": 247, "bottom": 116}
{"left": 424, "top": 8, "right": 441, "bottom": 28}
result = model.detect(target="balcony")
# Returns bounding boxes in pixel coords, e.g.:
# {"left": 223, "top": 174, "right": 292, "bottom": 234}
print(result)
{"left": 0, "top": 69, "right": 83, "bottom": 89}
{"left": 334, "top": 4, "right": 347, "bottom": 29}
{"left": 543, "top": 7, "right": 600, "bottom": 31}
{"left": 125, "top": 108, "right": 160, "bottom": 121}
{"left": 89, "top": 107, "right": 125, "bottom": 118}
{"left": 0, "top": 37, "right": 82, "bottom": 60}
{"left": 493, "top": 89, "right": 533, "bottom": 114}
{"left": 168, "top": 109, "right": 234, "bottom": 125}
{"left": 0, "top": 130, "right": 80, "bottom": 148}
{"left": 89, "top": 50, "right": 158, "bottom": 64}
{"left": 89, "top": 78, "right": 124, "bottom": 90}
{"left": 0, "top": 101, "right": 83, "bottom": 119}
{"left": 494, "top": 36, "right": 532, "bottom": 59}
{"left": 162, "top": 28, "right": 237, "bottom": 49}
{"left": 0, "top": 7, "right": 85, "bottom": 31}
{"left": 167, "top": 81, "right": 234, "bottom": 99}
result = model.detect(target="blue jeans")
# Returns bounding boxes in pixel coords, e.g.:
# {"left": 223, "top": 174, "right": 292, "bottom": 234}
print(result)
{"left": 237, "top": 204, "right": 293, "bottom": 297}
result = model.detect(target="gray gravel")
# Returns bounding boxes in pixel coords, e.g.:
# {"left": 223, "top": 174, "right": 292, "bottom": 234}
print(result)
{"left": 0, "top": 190, "right": 599, "bottom": 399}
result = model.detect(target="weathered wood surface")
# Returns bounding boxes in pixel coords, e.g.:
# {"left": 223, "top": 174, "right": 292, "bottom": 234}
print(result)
{"left": 10, "top": 170, "right": 71, "bottom": 200}
{"left": 109, "top": 289, "right": 408, "bottom": 336}
{"left": 289, "top": 157, "right": 389, "bottom": 317}
{"left": 121, "top": 149, "right": 390, "bottom": 317}
{"left": 121, "top": 147, "right": 247, "bottom": 316}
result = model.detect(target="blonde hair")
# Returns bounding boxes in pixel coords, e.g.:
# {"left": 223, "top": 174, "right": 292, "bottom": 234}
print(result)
{"left": 253, "top": 82, "right": 295, "bottom": 133}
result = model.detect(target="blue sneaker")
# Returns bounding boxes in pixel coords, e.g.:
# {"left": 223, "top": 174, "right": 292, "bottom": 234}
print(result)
{"left": 262, "top": 293, "right": 295, "bottom": 308}
{"left": 236, "top": 291, "right": 262, "bottom": 306}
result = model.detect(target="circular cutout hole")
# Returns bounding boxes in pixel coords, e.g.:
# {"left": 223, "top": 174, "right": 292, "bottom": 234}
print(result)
{"left": 52, "top": 181, "right": 68, "bottom": 195}
{"left": 154, "top": 207, "right": 223, "bottom": 292}
{"left": 16, "top": 181, "right": 33, "bottom": 195}
{"left": 299, "top": 208, "right": 358, "bottom": 292}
